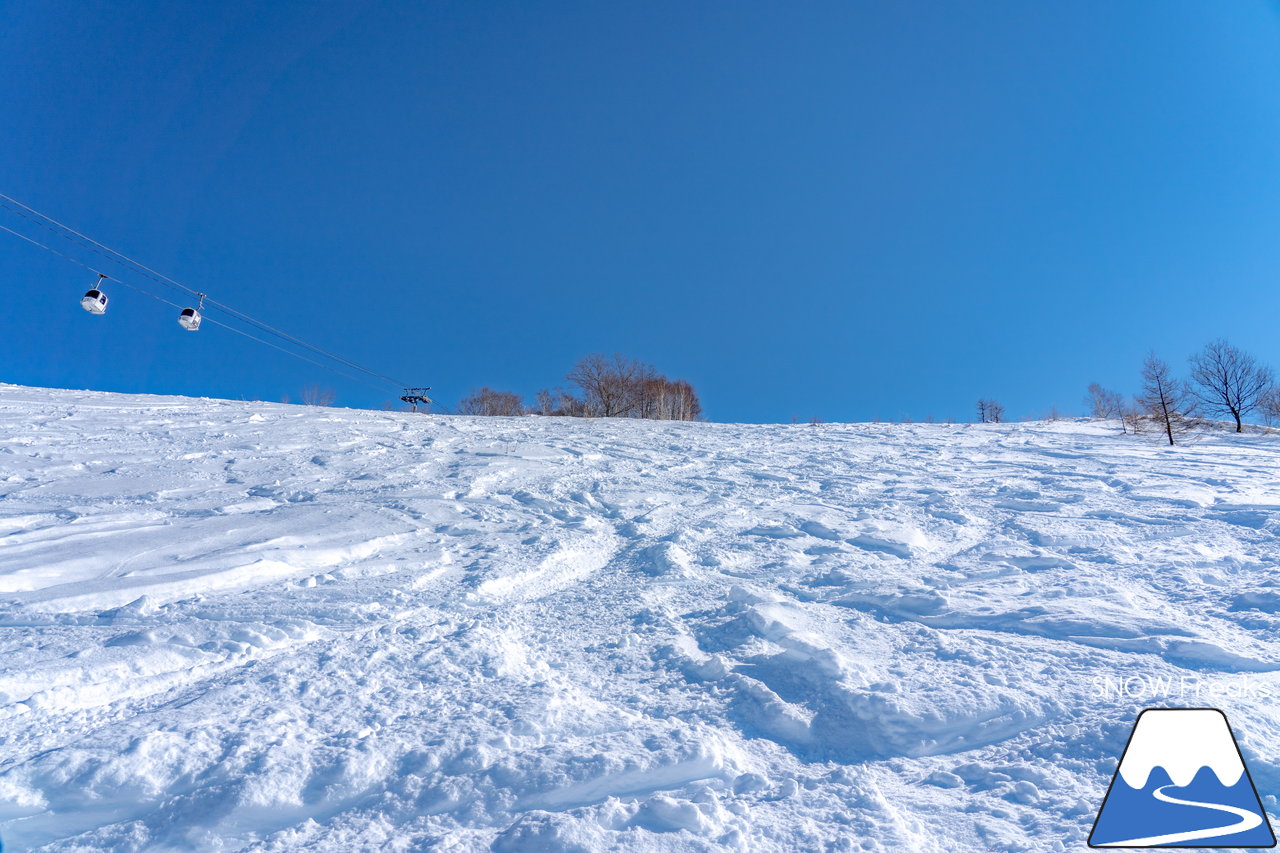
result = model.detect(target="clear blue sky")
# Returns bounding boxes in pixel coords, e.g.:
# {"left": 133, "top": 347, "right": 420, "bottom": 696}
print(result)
{"left": 3, "top": 1, "right": 1279, "bottom": 423}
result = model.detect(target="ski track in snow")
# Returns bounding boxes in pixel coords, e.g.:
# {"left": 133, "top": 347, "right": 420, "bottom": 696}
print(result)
{"left": 0, "top": 384, "right": 1278, "bottom": 850}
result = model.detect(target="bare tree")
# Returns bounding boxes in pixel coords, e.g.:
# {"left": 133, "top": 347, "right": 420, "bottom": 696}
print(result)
{"left": 556, "top": 390, "right": 588, "bottom": 417}
{"left": 1188, "top": 339, "right": 1274, "bottom": 433}
{"left": 634, "top": 375, "right": 667, "bottom": 420}
{"left": 976, "top": 398, "right": 1004, "bottom": 423}
{"left": 634, "top": 375, "right": 702, "bottom": 421}
{"left": 565, "top": 354, "right": 701, "bottom": 420}
{"left": 670, "top": 380, "right": 702, "bottom": 421}
{"left": 301, "top": 384, "right": 336, "bottom": 407}
{"left": 456, "top": 387, "right": 526, "bottom": 416}
{"left": 1120, "top": 401, "right": 1144, "bottom": 435}
{"left": 1262, "top": 386, "right": 1280, "bottom": 428}
{"left": 567, "top": 353, "right": 648, "bottom": 417}
{"left": 1086, "top": 383, "right": 1129, "bottom": 432}
{"left": 1137, "top": 352, "right": 1197, "bottom": 445}
{"left": 533, "top": 387, "right": 586, "bottom": 417}
{"left": 1086, "top": 383, "right": 1119, "bottom": 419}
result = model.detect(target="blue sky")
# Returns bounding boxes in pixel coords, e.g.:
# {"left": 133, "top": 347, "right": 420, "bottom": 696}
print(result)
{"left": 2, "top": 1, "right": 1279, "bottom": 423}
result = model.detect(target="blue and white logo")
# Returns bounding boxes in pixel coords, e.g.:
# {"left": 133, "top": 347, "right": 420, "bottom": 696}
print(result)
{"left": 1090, "top": 708, "right": 1276, "bottom": 848}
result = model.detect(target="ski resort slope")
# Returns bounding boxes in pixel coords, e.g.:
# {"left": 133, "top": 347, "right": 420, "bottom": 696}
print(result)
{"left": 0, "top": 384, "right": 1278, "bottom": 852}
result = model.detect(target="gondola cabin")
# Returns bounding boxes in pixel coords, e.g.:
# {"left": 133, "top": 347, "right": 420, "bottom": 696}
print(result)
{"left": 80, "top": 289, "right": 108, "bottom": 314}
{"left": 177, "top": 307, "right": 202, "bottom": 331}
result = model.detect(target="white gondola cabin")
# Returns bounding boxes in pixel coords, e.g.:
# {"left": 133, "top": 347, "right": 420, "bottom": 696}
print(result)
{"left": 178, "top": 294, "right": 205, "bottom": 331}
{"left": 178, "top": 307, "right": 202, "bottom": 331}
{"left": 80, "top": 289, "right": 108, "bottom": 314}
{"left": 80, "top": 274, "right": 109, "bottom": 314}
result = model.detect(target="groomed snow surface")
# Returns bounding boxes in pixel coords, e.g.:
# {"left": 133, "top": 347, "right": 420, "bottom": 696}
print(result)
{"left": 0, "top": 384, "right": 1277, "bottom": 852}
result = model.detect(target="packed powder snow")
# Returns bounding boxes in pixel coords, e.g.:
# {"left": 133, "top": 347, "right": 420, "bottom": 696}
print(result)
{"left": 0, "top": 384, "right": 1277, "bottom": 851}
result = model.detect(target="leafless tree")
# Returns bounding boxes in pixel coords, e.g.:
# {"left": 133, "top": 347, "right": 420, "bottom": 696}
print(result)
{"left": 1086, "top": 383, "right": 1119, "bottom": 419}
{"left": 976, "top": 398, "right": 1004, "bottom": 423}
{"left": 1188, "top": 339, "right": 1274, "bottom": 433}
{"left": 1260, "top": 385, "right": 1280, "bottom": 427}
{"left": 634, "top": 376, "right": 702, "bottom": 421}
{"left": 1138, "top": 352, "right": 1197, "bottom": 445}
{"left": 557, "top": 391, "right": 588, "bottom": 417}
{"left": 456, "top": 387, "right": 526, "bottom": 416}
{"left": 533, "top": 387, "right": 586, "bottom": 417}
{"left": 634, "top": 376, "right": 667, "bottom": 419}
{"left": 567, "top": 353, "right": 648, "bottom": 417}
{"left": 1086, "top": 383, "right": 1129, "bottom": 431}
{"left": 565, "top": 354, "right": 701, "bottom": 420}
{"left": 301, "top": 384, "right": 335, "bottom": 407}
{"left": 1120, "top": 401, "right": 1144, "bottom": 435}
{"left": 534, "top": 388, "right": 555, "bottom": 416}
{"left": 670, "top": 380, "right": 702, "bottom": 421}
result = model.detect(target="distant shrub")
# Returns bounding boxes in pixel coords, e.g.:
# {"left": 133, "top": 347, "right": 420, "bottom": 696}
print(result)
{"left": 301, "top": 384, "right": 335, "bottom": 407}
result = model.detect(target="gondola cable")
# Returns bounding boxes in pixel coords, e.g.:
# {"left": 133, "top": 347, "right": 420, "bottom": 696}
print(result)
{"left": 0, "top": 193, "right": 410, "bottom": 390}
{"left": 0, "top": 221, "right": 404, "bottom": 395}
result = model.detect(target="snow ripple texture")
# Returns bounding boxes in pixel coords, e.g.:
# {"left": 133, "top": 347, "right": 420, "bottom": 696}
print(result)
{"left": 0, "top": 384, "right": 1277, "bottom": 851}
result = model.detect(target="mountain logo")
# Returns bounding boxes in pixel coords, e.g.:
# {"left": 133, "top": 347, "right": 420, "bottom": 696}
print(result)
{"left": 1090, "top": 708, "right": 1276, "bottom": 848}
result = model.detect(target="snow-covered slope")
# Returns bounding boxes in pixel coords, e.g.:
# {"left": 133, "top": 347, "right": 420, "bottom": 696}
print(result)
{"left": 0, "top": 384, "right": 1277, "bottom": 851}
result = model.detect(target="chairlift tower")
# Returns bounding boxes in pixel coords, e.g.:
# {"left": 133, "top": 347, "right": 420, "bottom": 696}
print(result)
{"left": 401, "top": 387, "right": 432, "bottom": 413}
